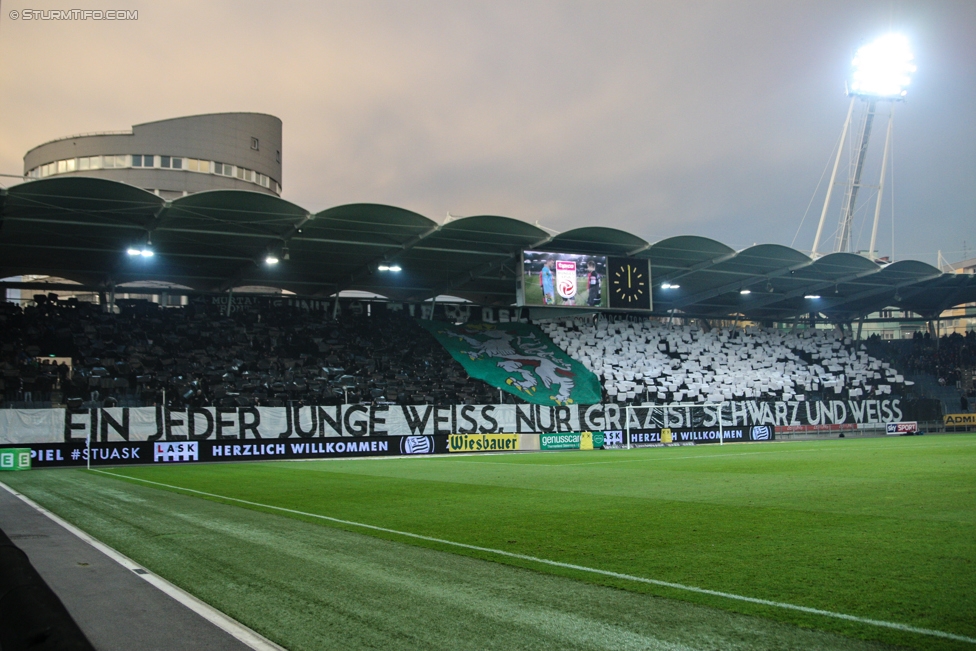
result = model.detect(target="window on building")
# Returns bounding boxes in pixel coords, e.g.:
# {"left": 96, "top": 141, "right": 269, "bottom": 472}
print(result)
{"left": 276, "top": 150, "right": 281, "bottom": 163}
{"left": 251, "top": 137, "right": 259, "bottom": 151}
{"left": 171, "top": 157, "right": 183, "bottom": 169}
{"left": 65, "top": 158, "right": 76, "bottom": 172}
{"left": 160, "top": 156, "right": 170, "bottom": 168}
{"left": 102, "top": 155, "right": 127, "bottom": 169}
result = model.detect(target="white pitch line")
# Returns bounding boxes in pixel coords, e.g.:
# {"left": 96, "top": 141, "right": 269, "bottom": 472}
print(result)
{"left": 92, "top": 469, "right": 976, "bottom": 646}
{"left": 0, "top": 481, "right": 285, "bottom": 651}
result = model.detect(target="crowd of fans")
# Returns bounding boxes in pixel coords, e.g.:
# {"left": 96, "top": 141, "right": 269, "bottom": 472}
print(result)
{"left": 1, "top": 295, "right": 973, "bottom": 411}
{"left": 0, "top": 296, "right": 499, "bottom": 409}
{"left": 540, "top": 318, "right": 912, "bottom": 405}
{"left": 875, "top": 331, "right": 975, "bottom": 387}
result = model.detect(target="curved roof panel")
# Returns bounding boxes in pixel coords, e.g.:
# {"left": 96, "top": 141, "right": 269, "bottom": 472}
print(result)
{"left": 1, "top": 177, "right": 972, "bottom": 317}
{"left": 546, "top": 227, "right": 648, "bottom": 255}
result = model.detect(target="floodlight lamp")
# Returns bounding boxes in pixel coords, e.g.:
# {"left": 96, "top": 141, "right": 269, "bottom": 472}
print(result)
{"left": 265, "top": 255, "right": 279, "bottom": 265}
{"left": 140, "top": 249, "right": 154, "bottom": 258}
{"left": 127, "top": 248, "right": 141, "bottom": 256}
{"left": 739, "top": 289, "right": 751, "bottom": 295}
{"left": 378, "top": 264, "right": 402, "bottom": 272}
{"left": 804, "top": 294, "right": 821, "bottom": 299}
{"left": 661, "top": 282, "right": 678, "bottom": 289}
{"left": 849, "top": 33, "right": 915, "bottom": 99}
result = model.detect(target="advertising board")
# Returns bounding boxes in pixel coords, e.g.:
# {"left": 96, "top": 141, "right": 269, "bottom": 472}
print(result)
{"left": 626, "top": 425, "right": 774, "bottom": 447}
{"left": 539, "top": 431, "right": 606, "bottom": 450}
{"left": 0, "top": 448, "right": 31, "bottom": 471}
{"left": 885, "top": 421, "right": 919, "bottom": 435}
{"left": 448, "top": 434, "right": 519, "bottom": 452}
{"left": 3, "top": 436, "right": 451, "bottom": 468}
{"left": 944, "top": 413, "right": 976, "bottom": 430}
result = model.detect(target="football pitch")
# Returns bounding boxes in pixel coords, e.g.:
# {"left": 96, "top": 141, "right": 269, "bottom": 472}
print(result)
{"left": 3, "top": 435, "right": 975, "bottom": 650}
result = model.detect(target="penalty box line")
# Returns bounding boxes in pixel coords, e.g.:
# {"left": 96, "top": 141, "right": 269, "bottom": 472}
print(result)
{"left": 93, "top": 469, "right": 976, "bottom": 646}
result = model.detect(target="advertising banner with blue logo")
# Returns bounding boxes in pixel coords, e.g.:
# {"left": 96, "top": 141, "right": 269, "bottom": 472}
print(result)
{"left": 625, "top": 425, "right": 774, "bottom": 447}
{"left": 2, "top": 435, "right": 451, "bottom": 468}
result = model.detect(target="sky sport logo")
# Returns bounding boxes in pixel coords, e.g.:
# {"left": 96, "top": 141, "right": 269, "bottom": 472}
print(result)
{"left": 400, "top": 436, "right": 433, "bottom": 455}
{"left": 154, "top": 442, "right": 198, "bottom": 463}
{"left": 8, "top": 9, "right": 138, "bottom": 21}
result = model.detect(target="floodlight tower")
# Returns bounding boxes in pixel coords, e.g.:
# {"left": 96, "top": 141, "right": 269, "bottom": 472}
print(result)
{"left": 812, "top": 34, "right": 916, "bottom": 257}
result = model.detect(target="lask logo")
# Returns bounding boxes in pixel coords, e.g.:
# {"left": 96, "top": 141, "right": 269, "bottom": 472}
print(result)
{"left": 603, "top": 430, "right": 624, "bottom": 446}
{"left": 401, "top": 436, "right": 433, "bottom": 455}
{"left": 154, "top": 442, "right": 198, "bottom": 462}
{"left": 751, "top": 426, "right": 771, "bottom": 441}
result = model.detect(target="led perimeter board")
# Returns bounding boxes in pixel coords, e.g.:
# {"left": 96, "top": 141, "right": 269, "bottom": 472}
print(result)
{"left": 517, "top": 251, "right": 651, "bottom": 311}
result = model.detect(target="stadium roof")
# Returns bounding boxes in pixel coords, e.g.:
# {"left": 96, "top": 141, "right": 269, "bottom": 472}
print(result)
{"left": 2, "top": 177, "right": 974, "bottom": 321}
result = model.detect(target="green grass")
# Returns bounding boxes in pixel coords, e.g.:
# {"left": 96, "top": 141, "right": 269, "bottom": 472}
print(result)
{"left": 4, "top": 435, "right": 976, "bottom": 650}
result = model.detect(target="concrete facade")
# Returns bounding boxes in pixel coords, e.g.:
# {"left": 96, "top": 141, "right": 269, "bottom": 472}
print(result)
{"left": 24, "top": 113, "right": 282, "bottom": 197}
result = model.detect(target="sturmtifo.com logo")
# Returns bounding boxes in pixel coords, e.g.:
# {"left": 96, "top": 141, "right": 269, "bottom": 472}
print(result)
{"left": 400, "top": 436, "right": 433, "bottom": 455}
{"left": 8, "top": 9, "right": 138, "bottom": 20}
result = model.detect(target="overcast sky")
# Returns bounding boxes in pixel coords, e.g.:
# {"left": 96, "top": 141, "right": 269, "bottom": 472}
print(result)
{"left": 1, "top": 0, "right": 973, "bottom": 265}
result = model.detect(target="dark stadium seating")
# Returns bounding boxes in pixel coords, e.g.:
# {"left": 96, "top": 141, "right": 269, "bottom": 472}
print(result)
{"left": 1, "top": 298, "right": 972, "bottom": 409}
{"left": 0, "top": 300, "right": 499, "bottom": 409}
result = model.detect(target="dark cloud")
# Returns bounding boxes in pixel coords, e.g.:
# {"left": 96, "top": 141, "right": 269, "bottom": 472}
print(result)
{"left": 1, "top": 0, "right": 973, "bottom": 263}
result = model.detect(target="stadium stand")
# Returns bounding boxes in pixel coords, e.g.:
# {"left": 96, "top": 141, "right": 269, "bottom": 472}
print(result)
{"left": 2, "top": 295, "right": 973, "bottom": 411}
{"left": 537, "top": 317, "right": 913, "bottom": 405}
{"left": 0, "top": 298, "right": 499, "bottom": 409}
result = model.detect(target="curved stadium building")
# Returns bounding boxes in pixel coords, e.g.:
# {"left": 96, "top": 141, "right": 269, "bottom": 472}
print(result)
{"left": 23, "top": 112, "right": 282, "bottom": 199}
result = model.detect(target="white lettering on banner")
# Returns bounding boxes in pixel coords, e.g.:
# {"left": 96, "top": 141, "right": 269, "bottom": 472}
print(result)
{"left": 212, "top": 443, "right": 286, "bottom": 457}
{"left": 74, "top": 447, "right": 140, "bottom": 461}
{"left": 0, "top": 400, "right": 906, "bottom": 444}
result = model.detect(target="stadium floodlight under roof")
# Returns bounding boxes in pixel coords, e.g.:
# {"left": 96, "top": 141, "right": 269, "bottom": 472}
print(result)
{"left": 849, "top": 34, "right": 916, "bottom": 99}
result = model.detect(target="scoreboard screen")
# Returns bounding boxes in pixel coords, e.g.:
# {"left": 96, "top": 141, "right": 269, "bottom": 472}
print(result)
{"left": 517, "top": 251, "right": 651, "bottom": 311}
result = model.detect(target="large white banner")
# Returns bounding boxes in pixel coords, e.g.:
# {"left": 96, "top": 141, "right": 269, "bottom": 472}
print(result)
{"left": 0, "top": 399, "right": 906, "bottom": 444}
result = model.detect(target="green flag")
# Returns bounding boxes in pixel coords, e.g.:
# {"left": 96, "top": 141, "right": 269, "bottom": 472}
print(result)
{"left": 418, "top": 320, "right": 602, "bottom": 406}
